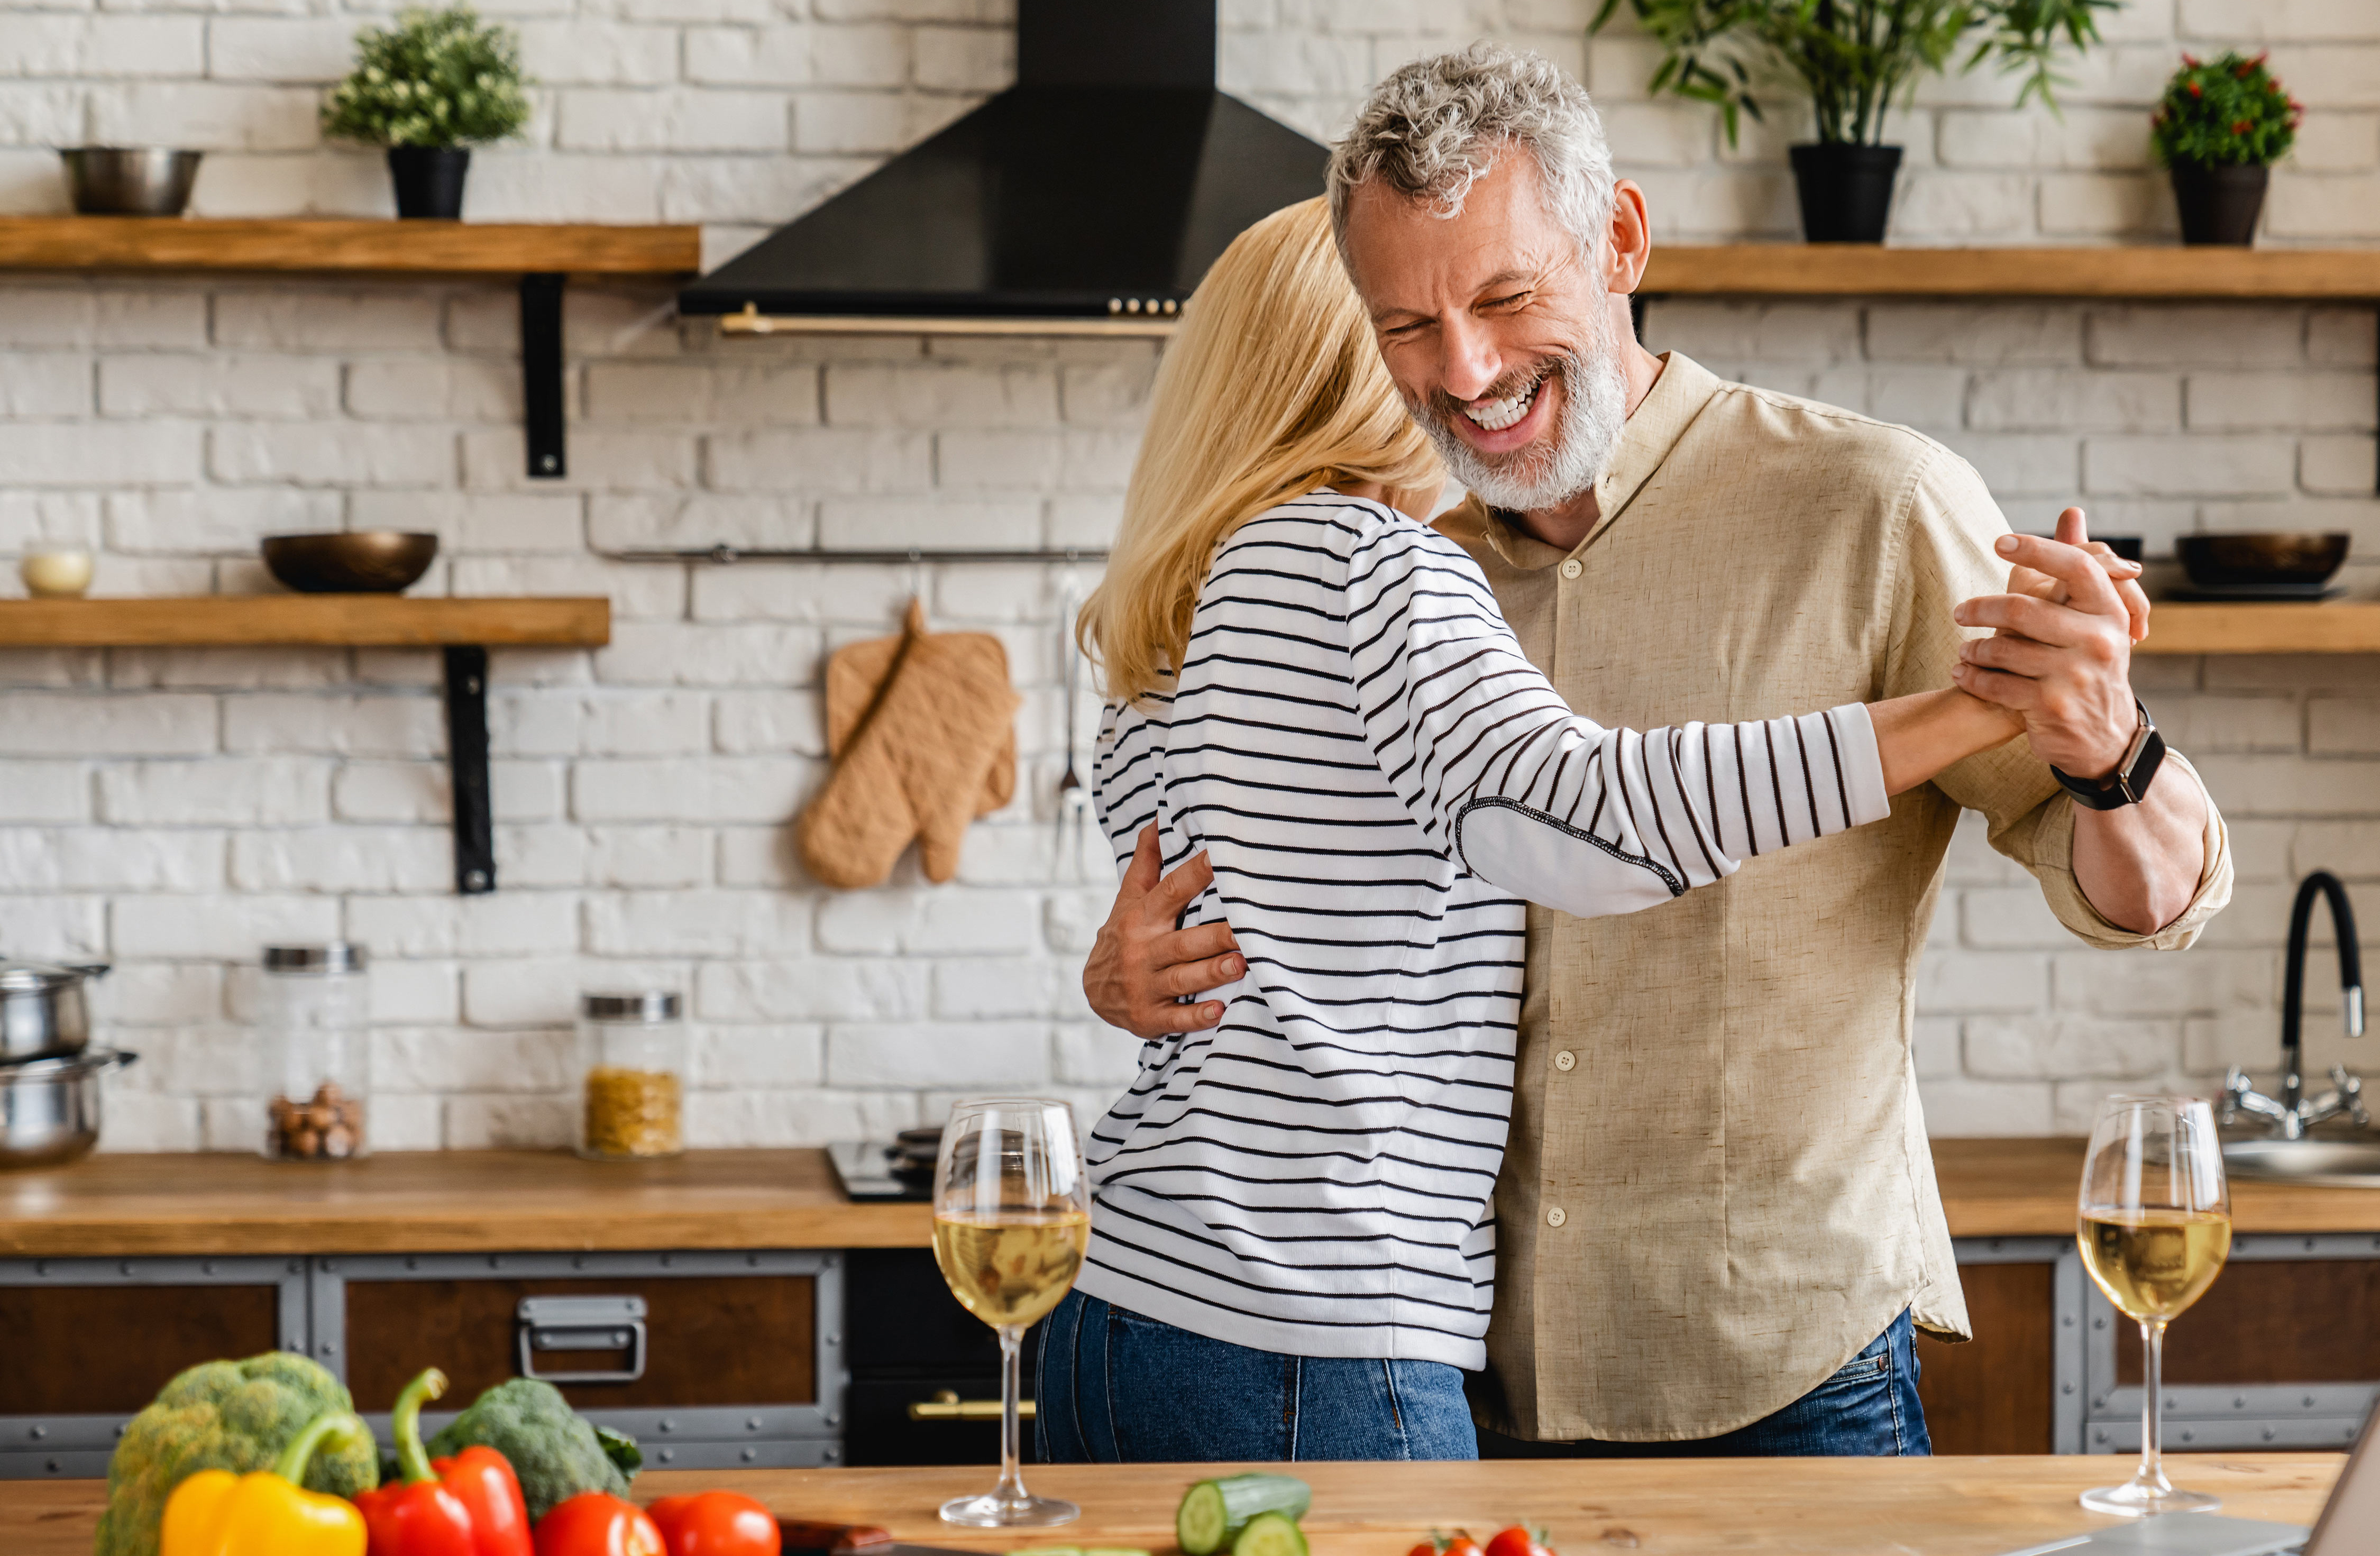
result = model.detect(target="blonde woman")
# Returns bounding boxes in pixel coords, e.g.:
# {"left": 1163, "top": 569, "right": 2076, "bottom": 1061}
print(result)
{"left": 1038, "top": 198, "right": 2045, "bottom": 1463}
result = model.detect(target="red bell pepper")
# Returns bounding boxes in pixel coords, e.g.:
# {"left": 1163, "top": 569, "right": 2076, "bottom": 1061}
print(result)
{"left": 533, "top": 1493, "right": 665, "bottom": 1556}
{"left": 647, "top": 1493, "right": 781, "bottom": 1556}
{"left": 356, "top": 1368, "right": 534, "bottom": 1556}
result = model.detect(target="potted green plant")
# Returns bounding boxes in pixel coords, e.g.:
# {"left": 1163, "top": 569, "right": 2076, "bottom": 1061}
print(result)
{"left": 322, "top": 5, "right": 532, "bottom": 220}
{"left": 2151, "top": 51, "right": 2300, "bottom": 246}
{"left": 1591, "top": 0, "right": 2114, "bottom": 243}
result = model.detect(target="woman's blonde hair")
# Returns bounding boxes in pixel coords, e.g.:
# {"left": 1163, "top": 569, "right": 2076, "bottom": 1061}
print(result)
{"left": 1077, "top": 196, "right": 1442, "bottom": 708}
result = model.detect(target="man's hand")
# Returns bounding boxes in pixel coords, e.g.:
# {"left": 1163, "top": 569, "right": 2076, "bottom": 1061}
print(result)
{"left": 1083, "top": 823, "right": 1246, "bottom": 1039}
{"left": 1951, "top": 508, "right": 2209, "bottom": 935}
{"left": 1949, "top": 510, "right": 2140, "bottom": 780}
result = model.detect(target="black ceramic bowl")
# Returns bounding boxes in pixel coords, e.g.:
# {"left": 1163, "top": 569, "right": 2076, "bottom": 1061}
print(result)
{"left": 262, "top": 532, "right": 439, "bottom": 593}
{"left": 2177, "top": 532, "right": 2349, "bottom": 590}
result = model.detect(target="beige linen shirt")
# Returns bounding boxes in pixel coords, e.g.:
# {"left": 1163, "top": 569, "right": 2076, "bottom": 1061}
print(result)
{"left": 1442, "top": 352, "right": 2233, "bottom": 1443}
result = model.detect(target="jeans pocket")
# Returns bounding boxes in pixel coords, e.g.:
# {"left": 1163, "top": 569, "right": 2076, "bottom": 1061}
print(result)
{"left": 1809, "top": 1348, "right": 1892, "bottom": 1396}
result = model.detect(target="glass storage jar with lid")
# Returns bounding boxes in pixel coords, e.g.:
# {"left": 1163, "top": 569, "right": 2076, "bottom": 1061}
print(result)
{"left": 259, "top": 942, "right": 369, "bottom": 1161}
{"left": 575, "top": 991, "right": 685, "bottom": 1159}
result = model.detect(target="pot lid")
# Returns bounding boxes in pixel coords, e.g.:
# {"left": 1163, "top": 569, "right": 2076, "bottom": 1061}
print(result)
{"left": 0, "top": 960, "right": 108, "bottom": 993}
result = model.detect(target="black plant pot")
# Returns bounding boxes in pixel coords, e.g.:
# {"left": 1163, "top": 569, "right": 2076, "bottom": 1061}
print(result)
{"left": 387, "top": 146, "right": 470, "bottom": 219}
{"left": 1789, "top": 143, "right": 1903, "bottom": 244}
{"left": 2170, "top": 162, "right": 2268, "bottom": 246}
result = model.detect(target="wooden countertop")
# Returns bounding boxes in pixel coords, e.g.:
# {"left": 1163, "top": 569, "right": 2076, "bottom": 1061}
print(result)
{"left": 0, "top": 1149, "right": 927, "bottom": 1257}
{"left": 1933, "top": 1137, "right": 2380, "bottom": 1237}
{"left": 0, "top": 1458, "right": 2346, "bottom": 1556}
{"left": 4, "top": 1140, "right": 2377, "bottom": 1258}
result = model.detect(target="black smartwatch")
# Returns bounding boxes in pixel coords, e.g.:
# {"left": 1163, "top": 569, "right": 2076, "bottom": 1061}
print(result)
{"left": 2051, "top": 699, "right": 2166, "bottom": 811}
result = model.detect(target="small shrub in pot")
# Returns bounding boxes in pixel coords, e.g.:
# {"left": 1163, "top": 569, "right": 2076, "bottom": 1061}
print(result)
{"left": 2150, "top": 51, "right": 2300, "bottom": 246}
{"left": 1591, "top": 0, "right": 2114, "bottom": 243}
{"left": 322, "top": 5, "right": 532, "bottom": 220}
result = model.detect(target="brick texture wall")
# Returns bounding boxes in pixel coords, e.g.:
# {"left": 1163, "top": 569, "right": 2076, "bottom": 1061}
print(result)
{"left": 0, "top": 0, "right": 2372, "bottom": 1150}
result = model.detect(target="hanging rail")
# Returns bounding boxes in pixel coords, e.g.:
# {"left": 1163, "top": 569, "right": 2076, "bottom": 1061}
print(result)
{"left": 606, "top": 546, "right": 1109, "bottom": 565}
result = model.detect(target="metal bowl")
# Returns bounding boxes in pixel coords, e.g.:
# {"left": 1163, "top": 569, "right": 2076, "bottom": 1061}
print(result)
{"left": 262, "top": 532, "right": 440, "bottom": 594}
{"left": 59, "top": 148, "right": 203, "bottom": 216}
{"left": 2177, "top": 532, "right": 2350, "bottom": 590}
{"left": 0, "top": 1048, "right": 136, "bottom": 1171}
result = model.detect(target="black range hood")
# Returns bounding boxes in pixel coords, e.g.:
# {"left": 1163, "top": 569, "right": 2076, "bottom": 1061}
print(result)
{"left": 677, "top": 0, "right": 1328, "bottom": 327}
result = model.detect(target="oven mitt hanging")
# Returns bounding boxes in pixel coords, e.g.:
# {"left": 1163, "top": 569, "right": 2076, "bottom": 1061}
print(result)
{"left": 821, "top": 615, "right": 1014, "bottom": 819}
{"left": 797, "top": 599, "right": 1021, "bottom": 888}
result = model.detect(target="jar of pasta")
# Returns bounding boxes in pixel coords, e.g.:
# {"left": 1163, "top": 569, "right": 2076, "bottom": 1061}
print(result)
{"left": 574, "top": 991, "right": 685, "bottom": 1160}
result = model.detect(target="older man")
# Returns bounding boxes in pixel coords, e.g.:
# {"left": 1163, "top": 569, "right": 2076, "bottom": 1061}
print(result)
{"left": 1083, "top": 45, "right": 2231, "bottom": 1455}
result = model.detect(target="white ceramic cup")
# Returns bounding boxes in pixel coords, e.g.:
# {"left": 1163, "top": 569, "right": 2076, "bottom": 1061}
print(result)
{"left": 20, "top": 551, "right": 95, "bottom": 599}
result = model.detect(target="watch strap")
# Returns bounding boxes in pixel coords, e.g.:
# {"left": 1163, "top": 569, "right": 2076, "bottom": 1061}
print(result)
{"left": 2051, "top": 700, "right": 2164, "bottom": 811}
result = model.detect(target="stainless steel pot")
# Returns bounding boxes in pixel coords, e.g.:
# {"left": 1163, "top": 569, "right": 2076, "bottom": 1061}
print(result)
{"left": 0, "top": 1048, "right": 136, "bottom": 1170}
{"left": 0, "top": 960, "right": 107, "bottom": 1063}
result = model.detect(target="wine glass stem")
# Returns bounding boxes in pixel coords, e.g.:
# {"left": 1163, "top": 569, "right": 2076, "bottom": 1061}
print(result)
{"left": 996, "top": 1323, "right": 1028, "bottom": 1505}
{"left": 2138, "top": 1317, "right": 2168, "bottom": 1493}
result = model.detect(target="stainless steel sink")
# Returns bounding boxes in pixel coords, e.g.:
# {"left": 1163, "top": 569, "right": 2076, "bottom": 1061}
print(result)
{"left": 2223, "top": 1137, "right": 2380, "bottom": 1187}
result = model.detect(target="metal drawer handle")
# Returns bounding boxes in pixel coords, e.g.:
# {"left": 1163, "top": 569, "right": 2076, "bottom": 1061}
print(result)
{"left": 907, "top": 1390, "right": 1036, "bottom": 1421}
{"left": 516, "top": 1295, "right": 647, "bottom": 1385}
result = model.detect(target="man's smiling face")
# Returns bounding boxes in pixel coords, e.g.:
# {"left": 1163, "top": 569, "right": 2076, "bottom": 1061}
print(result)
{"left": 1339, "top": 150, "right": 1628, "bottom": 514}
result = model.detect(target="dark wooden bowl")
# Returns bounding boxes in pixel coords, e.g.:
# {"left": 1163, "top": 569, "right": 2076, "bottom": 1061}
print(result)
{"left": 262, "top": 532, "right": 439, "bottom": 593}
{"left": 2176, "top": 532, "right": 2349, "bottom": 590}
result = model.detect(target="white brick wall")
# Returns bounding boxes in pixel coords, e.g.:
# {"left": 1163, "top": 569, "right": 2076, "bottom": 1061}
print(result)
{"left": 1, "top": 1, "right": 2375, "bottom": 1149}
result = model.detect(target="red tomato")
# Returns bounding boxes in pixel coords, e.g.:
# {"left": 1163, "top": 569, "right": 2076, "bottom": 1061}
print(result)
{"left": 646, "top": 1492, "right": 783, "bottom": 1556}
{"left": 1441, "top": 1537, "right": 1482, "bottom": 1556}
{"left": 533, "top": 1493, "right": 666, "bottom": 1556}
{"left": 1484, "top": 1527, "right": 1553, "bottom": 1556}
{"left": 1408, "top": 1544, "right": 1440, "bottom": 1556}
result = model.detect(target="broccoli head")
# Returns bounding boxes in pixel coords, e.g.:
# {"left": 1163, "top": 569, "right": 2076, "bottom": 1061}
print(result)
{"left": 423, "top": 1377, "right": 633, "bottom": 1521}
{"left": 96, "top": 1351, "right": 379, "bottom": 1556}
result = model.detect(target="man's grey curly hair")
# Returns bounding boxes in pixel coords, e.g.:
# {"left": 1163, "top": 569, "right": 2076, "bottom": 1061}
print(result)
{"left": 1327, "top": 42, "right": 1615, "bottom": 259}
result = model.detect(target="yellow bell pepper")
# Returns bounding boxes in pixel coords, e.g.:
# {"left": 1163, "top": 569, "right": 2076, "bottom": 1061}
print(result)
{"left": 161, "top": 1409, "right": 373, "bottom": 1556}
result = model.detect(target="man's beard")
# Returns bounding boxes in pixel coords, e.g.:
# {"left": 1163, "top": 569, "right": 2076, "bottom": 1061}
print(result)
{"left": 1407, "top": 309, "right": 1627, "bottom": 514}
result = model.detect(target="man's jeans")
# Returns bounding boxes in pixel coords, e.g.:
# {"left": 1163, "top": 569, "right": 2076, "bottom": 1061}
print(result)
{"left": 1475, "top": 1308, "right": 1932, "bottom": 1458}
{"left": 1036, "top": 1290, "right": 1479, "bottom": 1461}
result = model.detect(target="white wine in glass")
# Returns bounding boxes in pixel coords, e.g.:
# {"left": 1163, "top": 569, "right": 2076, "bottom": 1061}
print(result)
{"left": 932, "top": 1097, "right": 1088, "bottom": 1528}
{"left": 2076, "top": 1093, "right": 2232, "bottom": 1517}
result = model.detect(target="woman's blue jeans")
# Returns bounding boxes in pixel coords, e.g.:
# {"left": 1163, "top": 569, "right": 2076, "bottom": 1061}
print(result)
{"left": 1035, "top": 1290, "right": 1479, "bottom": 1461}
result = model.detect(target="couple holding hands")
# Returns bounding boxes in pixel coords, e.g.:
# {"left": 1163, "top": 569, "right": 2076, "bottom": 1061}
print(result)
{"left": 1033, "top": 45, "right": 2231, "bottom": 1463}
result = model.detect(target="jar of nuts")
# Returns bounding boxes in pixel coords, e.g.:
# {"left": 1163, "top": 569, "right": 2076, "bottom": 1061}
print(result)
{"left": 575, "top": 991, "right": 685, "bottom": 1160}
{"left": 258, "top": 944, "right": 370, "bottom": 1161}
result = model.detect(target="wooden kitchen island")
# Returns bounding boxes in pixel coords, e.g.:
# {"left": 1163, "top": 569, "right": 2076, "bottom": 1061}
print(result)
{"left": 0, "top": 1457, "right": 2349, "bottom": 1556}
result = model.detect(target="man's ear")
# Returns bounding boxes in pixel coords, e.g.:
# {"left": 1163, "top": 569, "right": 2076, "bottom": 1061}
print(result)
{"left": 1605, "top": 179, "right": 1652, "bottom": 297}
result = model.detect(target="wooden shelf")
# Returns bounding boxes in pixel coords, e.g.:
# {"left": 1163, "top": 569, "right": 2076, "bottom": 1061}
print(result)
{"left": 0, "top": 217, "right": 699, "bottom": 276}
{"left": 1640, "top": 245, "right": 2380, "bottom": 299}
{"left": 0, "top": 596, "right": 609, "bottom": 649}
{"left": 2136, "top": 601, "right": 2380, "bottom": 655}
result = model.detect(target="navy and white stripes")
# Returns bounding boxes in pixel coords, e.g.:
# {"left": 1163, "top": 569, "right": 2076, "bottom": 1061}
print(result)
{"left": 1076, "top": 491, "right": 1889, "bottom": 1368}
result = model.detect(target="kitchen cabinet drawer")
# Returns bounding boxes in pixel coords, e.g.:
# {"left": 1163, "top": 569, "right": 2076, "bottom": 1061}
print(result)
{"left": 842, "top": 1249, "right": 1041, "bottom": 1468}
{"left": 315, "top": 1251, "right": 845, "bottom": 1471}
{"left": 2084, "top": 1233, "right": 2380, "bottom": 1453}
{"left": 0, "top": 1256, "right": 309, "bottom": 1478}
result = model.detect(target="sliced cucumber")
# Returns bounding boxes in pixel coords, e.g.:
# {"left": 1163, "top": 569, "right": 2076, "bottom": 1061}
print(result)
{"left": 1231, "top": 1512, "right": 1309, "bottom": 1556}
{"left": 1176, "top": 1475, "right": 1313, "bottom": 1556}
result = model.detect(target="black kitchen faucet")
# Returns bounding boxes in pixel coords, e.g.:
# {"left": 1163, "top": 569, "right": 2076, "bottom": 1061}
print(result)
{"left": 2225, "top": 871, "right": 2369, "bottom": 1137}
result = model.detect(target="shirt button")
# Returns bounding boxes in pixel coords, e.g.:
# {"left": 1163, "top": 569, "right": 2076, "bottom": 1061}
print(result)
{"left": 1553, "top": 1050, "right": 1576, "bottom": 1072}
{"left": 1559, "top": 559, "right": 1582, "bottom": 581}
{"left": 1546, "top": 1206, "right": 1567, "bottom": 1228}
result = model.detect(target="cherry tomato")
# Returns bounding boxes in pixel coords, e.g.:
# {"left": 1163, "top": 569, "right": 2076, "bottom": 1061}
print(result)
{"left": 1442, "top": 1536, "right": 1483, "bottom": 1556}
{"left": 534, "top": 1492, "right": 666, "bottom": 1556}
{"left": 1484, "top": 1526, "right": 1554, "bottom": 1556}
{"left": 647, "top": 1491, "right": 782, "bottom": 1556}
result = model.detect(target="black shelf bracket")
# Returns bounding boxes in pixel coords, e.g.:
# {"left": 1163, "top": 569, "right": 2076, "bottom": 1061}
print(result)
{"left": 521, "top": 272, "right": 566, "bottom": 480}
{"left": 442, "top": 645, "right": 496, "bottom": 894}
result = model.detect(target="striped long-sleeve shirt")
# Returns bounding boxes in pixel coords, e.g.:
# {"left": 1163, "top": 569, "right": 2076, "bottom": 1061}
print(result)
{"left": 1078, "top": 491, "right": 1891, "bottom": 1368}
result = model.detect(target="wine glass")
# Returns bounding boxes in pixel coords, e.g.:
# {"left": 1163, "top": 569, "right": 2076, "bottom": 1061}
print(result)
{"left": 2076, "top": 1093, "right": 2233, "bottom": 1517}
{"left": 931, "top": 1097, "right": 1089, "bottom": 1528}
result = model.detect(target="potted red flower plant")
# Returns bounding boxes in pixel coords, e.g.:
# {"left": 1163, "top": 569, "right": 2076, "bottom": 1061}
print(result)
{"left": 2151, "top": 51, "right": 2301, "bottom": 246}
